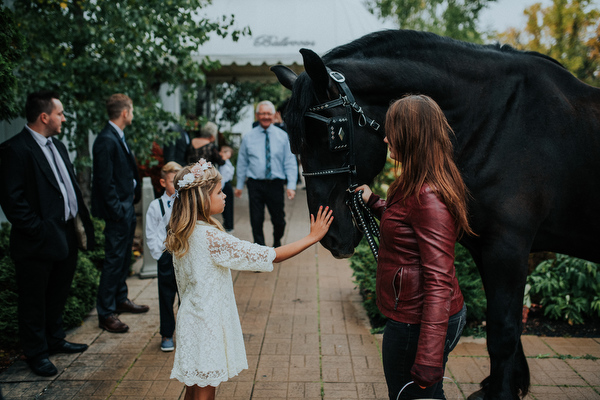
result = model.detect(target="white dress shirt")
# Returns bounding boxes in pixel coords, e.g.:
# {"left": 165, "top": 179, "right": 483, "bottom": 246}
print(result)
{"left": 145, "top": 192, "right": 174, "bottom": 260}
{"left": 26, "top": 126, "right": 77, "bottom": 220}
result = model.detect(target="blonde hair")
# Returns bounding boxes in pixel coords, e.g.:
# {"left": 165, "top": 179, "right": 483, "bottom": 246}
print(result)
{"left": 165, "top": 163, "right": 224, "bottom": 257}
{"left": 160, "top": 161, "right": 182, "bottom": 179}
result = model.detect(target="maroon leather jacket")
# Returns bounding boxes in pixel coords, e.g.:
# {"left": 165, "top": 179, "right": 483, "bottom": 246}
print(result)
{"left": 367, "top": 184, "right": 464, "bottom": 369}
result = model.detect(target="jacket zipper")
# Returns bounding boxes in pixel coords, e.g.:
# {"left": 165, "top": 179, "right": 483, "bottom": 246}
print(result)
{"left": 392, "top": 267, "right": 402, "bottom": 310}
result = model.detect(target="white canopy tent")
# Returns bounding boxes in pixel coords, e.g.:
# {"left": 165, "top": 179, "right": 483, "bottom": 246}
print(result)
{"left": 195, "top": 0, "right": 396, "bottom": 82}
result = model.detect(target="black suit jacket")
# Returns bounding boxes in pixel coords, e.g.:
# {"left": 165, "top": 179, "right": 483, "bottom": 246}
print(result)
{"left": 0, "top": 128, "right": 95, "bottom": 261}
{"left": 163, "top": 124, "right": 190, "bottom": 166}
{"left": 91, "top": 123, "right": 141, "bottom": 221}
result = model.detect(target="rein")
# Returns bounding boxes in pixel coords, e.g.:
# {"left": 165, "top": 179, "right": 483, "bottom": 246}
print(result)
{"left": 302, "top": 69, "right": 382, "bottom": 260}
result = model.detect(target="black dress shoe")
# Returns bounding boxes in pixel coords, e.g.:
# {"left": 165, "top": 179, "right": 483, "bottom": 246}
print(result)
{"left": 116, "top": 299, "right": 149, "bottom": 314}
{"left": 28, "top": 357, "right": 58, "bottom": 377}
{"left": 99, "top": 314, "right": 129, "bottom": 333}
{"left": 49, "top": 341, "right": 88, "bottom": 354}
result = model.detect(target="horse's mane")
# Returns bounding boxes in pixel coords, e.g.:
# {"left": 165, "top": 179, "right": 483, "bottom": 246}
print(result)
{"left": 285, "top": 72, "right": 314, "bottom": 153}
{"left": 324, "top": 29, "right": 566, "bottom": 68}
{"left": 286, "top": 30, "right": 566, "bottom": 152}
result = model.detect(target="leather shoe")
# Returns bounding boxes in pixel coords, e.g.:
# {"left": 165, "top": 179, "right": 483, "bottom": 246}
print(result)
{"left": 49, "top": 341, "right": 88, "bottom": 354}
{"left": 99, "top": 314, "right": 129, "bottom": 333}
{"left": 116, "top": 299, "right": 149, "bottom": 314}
{"left": 28, "top": 357, "right": 58, "bottom": 377}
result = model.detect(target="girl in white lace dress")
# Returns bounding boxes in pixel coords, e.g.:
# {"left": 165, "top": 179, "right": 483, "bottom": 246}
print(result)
{"left": 165, "top": 159, "right": 333, "bottom": 400}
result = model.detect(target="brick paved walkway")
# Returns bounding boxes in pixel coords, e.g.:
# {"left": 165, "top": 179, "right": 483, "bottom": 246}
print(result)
{"left": 1, "top": 189, "right": 599, "bottom": 399}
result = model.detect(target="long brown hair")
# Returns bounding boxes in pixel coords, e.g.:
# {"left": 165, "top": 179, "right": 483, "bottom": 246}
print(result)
{"left": 386, "top": 94, "right": 474, "bottom": 236}
{"left": 165, "top": 162, "right": 224, "bottom": 258}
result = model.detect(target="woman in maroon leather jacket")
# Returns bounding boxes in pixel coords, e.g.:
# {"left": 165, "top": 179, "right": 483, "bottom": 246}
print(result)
{"left": 356, "top": 95, "right": 474, "bottom": 400}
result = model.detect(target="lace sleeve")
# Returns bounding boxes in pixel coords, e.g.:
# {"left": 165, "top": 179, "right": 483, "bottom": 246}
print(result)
{"left": 206, "top": 229, "right": 275, "bottom": 272}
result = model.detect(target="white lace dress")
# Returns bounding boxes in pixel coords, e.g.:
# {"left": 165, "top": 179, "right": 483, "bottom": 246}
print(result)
{"left": 170, "top": 221, "right": 276, "bottom": 387}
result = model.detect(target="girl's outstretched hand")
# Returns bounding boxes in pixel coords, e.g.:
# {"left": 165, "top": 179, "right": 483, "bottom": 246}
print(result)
{"left": 309, "top": 206, "right": 334, "bottom": 243}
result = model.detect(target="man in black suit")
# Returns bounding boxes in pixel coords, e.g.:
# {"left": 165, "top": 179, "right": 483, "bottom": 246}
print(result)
{"left": 92, "top": 93, "right": 148, "bottom": 334}
{"left": 163, "top": 123, "right": 190, "bottom": 166}
{"left": 0, "top": 91, "right": 95, "bottom": 376}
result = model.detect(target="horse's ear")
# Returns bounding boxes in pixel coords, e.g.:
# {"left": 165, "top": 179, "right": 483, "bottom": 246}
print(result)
{"left": 300, "top": 48, "right": 330, "bottom": 94}
{"left": 271, "top": 65, "right": 297, "bottom": 91}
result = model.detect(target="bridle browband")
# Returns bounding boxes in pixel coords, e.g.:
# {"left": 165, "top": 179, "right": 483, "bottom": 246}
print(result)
{"left": 301, "top": 69, "right": 383, "bottom": 259}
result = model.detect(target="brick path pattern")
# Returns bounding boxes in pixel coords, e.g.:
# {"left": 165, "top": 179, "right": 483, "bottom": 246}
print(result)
{"left": 1, "top": 189, "right": 599, "bottom": 399}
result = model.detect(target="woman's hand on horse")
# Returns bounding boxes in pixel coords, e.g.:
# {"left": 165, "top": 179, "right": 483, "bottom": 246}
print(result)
{"left": 354, "top": 184, "right": 372, "bottom": 203}
{"left": 309, "top": 206, "right": 334, "bottom": 242}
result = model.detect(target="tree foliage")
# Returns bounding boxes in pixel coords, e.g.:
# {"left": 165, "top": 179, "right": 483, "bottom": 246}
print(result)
{"left": 6, "top": 0, "right": 248, "bottom": 201}
{"left": 367, "top": 0, "right": 497, "bottom": 43}
{"left": 498, "top": 0, "right": 599, "bottom": 86}
{"left": 0, "top": 7, "right": 25, "bottom": 121}
{"left": 212, "top": 81, "right": 288, "bottom": 131}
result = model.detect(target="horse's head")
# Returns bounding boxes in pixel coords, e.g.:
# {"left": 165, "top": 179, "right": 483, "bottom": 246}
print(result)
{"left": 272, "top": 49, "right": 388, "bottom": 258}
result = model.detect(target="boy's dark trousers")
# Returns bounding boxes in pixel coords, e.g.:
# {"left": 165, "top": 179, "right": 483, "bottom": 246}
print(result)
{"left": 157, "top": 252, "right": 177, "bottom": 338}
{"left": 222, "top": 181, "right": 234, "bottom": 230}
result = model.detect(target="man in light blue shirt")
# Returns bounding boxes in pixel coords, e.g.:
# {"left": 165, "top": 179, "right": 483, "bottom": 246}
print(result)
{"left": 235, "top": 100, "right": 298, "bottom": 247}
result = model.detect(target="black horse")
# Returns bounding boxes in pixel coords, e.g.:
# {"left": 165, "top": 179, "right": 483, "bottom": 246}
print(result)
{"left": 272, "top": 30, "right": 600, "bottom": 400}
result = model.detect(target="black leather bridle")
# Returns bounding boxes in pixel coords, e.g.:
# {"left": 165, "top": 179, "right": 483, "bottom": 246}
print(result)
{"left": 301, "top": 69, "right": 383, "bottom": 259}
{"left": 302, "top": 69, "right": 382, "bottom": 188}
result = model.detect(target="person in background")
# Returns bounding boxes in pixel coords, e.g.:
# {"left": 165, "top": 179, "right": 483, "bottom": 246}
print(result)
{"left": 145, "top": 161, "right": 182, "bottom": 352}
{"left": 186, "top": 121, "right": 224, "bottom": 167}
{"left": 0, "top": 91, "right": 95, "bottom": 376}
{"left": 92, "top": 93, "right": 149, "bottom": 334}
{"left": 355, "top": 95, "right": 472, "bottom": 400}
{"left": 235, "top": 100, "right": 298, "bottom": 247}
{"left": 163, "top": 123, "right": 190, "bottom": 167}
{"left": 165, "top": 159, "right": 333, "bottom": 400}
{"left": 219, "top": 145, "right": 235, "bottom": 232}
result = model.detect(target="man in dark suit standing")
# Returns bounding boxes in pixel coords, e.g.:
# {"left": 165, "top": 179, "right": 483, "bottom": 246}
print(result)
{"left": 0, "top": 91, "right": 95, "bottom": 376}
{"left": 92, "top": 93, "right": 148, "bottom": 334}
{"left": 163, "top": 123, "right": 190, "bottom": 166}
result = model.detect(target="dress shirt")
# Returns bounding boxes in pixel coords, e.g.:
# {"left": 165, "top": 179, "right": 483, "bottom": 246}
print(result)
{"left": 145, "top": 192, "right": 174, "bottom": 260}
{"left": 220, "top": 160, "right": 235, "bottom": 184}
{"left": 235, "top": 125, "right": 298, "bottom": 190}
{"left": 26, "top": 126, "right": 77, "bottom": 220}
{"left": 108, "top": 120, "right": 136, "bottom": 189}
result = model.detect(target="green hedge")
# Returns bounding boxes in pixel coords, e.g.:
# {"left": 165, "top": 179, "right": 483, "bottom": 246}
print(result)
{"left": 0, "top": 219, "right": 105, "bottom": 348}
{"left": 350, "top": 237, "right": 600, "bottom": 336}
{"left": 527, "top": 254, "right": 600, "bottom": 325}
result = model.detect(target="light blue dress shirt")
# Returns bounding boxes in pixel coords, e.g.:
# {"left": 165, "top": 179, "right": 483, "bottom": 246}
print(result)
{"left": 236, "top": 125, "right": 298, "bottom": 190}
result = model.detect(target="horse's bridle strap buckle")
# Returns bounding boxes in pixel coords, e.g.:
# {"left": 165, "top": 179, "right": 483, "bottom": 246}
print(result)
{"left": 329, "top": 71, "right": 346, "bottom": 83}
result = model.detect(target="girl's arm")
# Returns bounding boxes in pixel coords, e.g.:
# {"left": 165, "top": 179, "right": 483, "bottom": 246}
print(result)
{"left": 273, "top": 206, "right": 333, "bottom": 263}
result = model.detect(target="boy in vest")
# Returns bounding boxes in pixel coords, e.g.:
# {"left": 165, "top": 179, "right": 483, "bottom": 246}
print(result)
{"left": 145, "top": 161, "right": 181, "bottom": 351}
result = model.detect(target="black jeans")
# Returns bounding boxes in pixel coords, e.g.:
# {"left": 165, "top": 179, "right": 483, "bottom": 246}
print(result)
{"left": 246, "top": 178, "right": 286, "bottom": 246}
{"left": 157, "top": 252, "right": 178, "bottom": 337}
{"left": 382, "top": 304, "right": 467, "bottom": 400}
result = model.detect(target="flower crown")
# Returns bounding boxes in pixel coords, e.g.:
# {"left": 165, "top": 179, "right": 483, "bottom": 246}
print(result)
{"left": 175, "top": 159, "right": 213, "bottom": 196}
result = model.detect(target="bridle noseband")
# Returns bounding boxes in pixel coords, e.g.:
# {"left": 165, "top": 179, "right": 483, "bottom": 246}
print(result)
{"left": 301, "top": 69, "right": 383, "bottom": 259}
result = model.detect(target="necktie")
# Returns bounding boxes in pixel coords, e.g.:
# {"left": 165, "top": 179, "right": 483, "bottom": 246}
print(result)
{"left": 264, "top": 129, "right": 271, "bottom": 179}
{"left": 121, "top": 134, "right": 130, "bottom": 153}
{"left": 167, "top": 200, "right": 171, "bottom": 208}
{"left": 47, "top": 139, "right": 78, "bottom": 219}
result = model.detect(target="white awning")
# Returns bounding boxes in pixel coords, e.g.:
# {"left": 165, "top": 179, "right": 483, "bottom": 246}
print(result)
{"left": 195, "top": 0, "right": 395, "bottom": 81}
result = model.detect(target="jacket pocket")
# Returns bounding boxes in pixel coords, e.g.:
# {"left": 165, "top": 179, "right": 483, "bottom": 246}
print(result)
{"left": 392, "top": 267, "right": 403, "bottom": 311}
